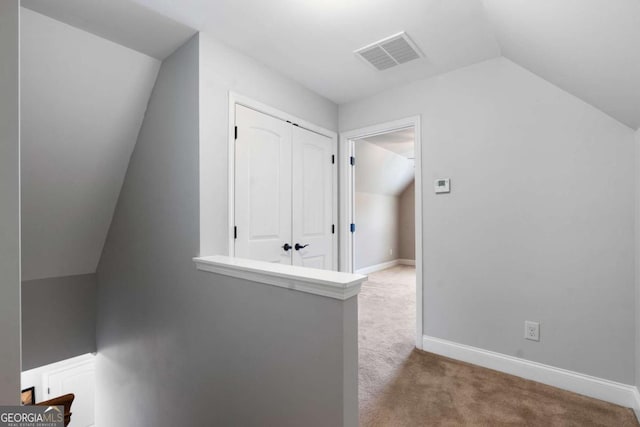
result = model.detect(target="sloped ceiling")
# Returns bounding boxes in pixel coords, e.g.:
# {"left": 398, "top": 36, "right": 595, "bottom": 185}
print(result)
{"left": 482, "top": 0, "right": 640, "bottom": 129}
{"left": 355, "top": 139, "right": 415, "bottom": 197}
{"left": 129, "top": 0, "right": 502, "bottom": 104}
{"left": 20, "top": 8, "right": 161, "bottom": 281}
{"left": 361, "top": 128, "right": 415, "bottom": 159}
{"left": 132, "top": 0, "right": 639, "bottom": 129}
{"left": 21, "top": 0, "right": 196, "bottom": 60}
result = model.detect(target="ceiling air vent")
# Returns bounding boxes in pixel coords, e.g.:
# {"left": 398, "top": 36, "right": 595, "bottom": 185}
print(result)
{"left": 355, "top": 32, "right": 423, "bottom": 71}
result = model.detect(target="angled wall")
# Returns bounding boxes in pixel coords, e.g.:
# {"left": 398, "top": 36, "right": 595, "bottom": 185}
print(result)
{"left": 0, "top": 0, "right": 21, "bottom": 404}
{"left": 340, "top": 57, "right": 636, "bottom": 384}
{"left": 20, "top": 8, "right": 160, "bottom": 282}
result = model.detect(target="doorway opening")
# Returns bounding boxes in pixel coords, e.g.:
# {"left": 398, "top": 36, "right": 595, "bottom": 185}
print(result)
{"left": 340, "top": 117, "right": 422, "bottom": 420}
{"left": 353, "top": 128, "right": 416, "bottom": 274}
{"left": 339, "top": 116, "right": 422, "bottom": 347}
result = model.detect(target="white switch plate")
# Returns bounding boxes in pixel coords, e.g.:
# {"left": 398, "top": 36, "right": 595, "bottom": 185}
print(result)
{"left": 524, "top": 321, "right": 540, "bottom": 341}
{"left": 434, "top": 178, "right": 450, "bottom": 194}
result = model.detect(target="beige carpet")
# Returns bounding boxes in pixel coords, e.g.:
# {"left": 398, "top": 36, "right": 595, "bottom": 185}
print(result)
{"left": 359, "top": 265, "right": 638, "bottom": 426}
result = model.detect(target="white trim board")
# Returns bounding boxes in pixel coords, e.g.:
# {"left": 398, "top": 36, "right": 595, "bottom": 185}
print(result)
{"left": 422, "top": 335, "right": 640, "bottom": 412}
{"left": 633, "top": 389, "right": 640, "bottom": 421}
{"left": 356, "top": 260, "right": 399, "bottom": 275}
{"left": 355, "top": 258, "right": 416, "bottom": 274}
{"left": 194, "top": 255, "right": 366, "bottom": 300}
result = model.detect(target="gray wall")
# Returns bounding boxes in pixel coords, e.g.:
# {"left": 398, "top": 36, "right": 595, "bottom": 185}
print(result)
{"left": 96, "top": 35, "right": 355, "bottom": 426}
{"left": 398, "top": 180, "right": 415, "bottom": 261}
{"left": 340, "top": 57, "right": 636, "bottom": 384}
{"left": 355, "top": 192, "right": 399, "bottom": 270}
{"left": 355, "top": 184, "right": 415, "bottom": 269}
{"left": 0, "top": 0, "right": 21, "bottom": 404}
{"left": 22, "top": 274, "right": 97, "bottom": 371}
{"left": 20, "top": 8, "right": 160, "bottom": 282}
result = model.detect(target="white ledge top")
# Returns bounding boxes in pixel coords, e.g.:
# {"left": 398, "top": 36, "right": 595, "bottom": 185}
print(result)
{"left": 193, "top": 255, "right": 366, "bottom": 300}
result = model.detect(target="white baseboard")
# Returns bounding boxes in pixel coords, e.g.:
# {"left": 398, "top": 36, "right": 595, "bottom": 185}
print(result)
{"left": 633, "top": 388, "right": 640, "bottom": 421}
{"left": 356, "top": 258, "right": 417, "bottom": 274}
{"left": 422, "top": 335, "right": 640, "bottom": 413}
{"left": 356, "top": 259, "right": 399, "bottom": 274}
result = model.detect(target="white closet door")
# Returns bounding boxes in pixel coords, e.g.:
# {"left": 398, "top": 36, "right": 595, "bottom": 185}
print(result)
{"left": 292, "top": 125, "right": 334, "bottom": 270}
{"left": 235, "top": 105, "right": 292, "bottom": 264}
{"left": 44, "top": 361, "right": 95, "bottom": 427}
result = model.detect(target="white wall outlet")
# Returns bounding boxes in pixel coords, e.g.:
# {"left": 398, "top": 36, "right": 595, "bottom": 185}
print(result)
{"left": 524, "top": 321, "right": 540, "bottom": 341}
{"left": 389, "top": 248, "right": 393, "bottom": 255}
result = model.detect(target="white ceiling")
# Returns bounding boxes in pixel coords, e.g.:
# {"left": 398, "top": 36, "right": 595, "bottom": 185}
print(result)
{"left": 361, "top": 128, "right": 415, "bottom": 159}
{"left": 22, "top": 0, "right": 196, "bottom": 60}
{"left": 482, "top": 0, "right": 640, "bottom": 130}
{"left": 129, "top": 0, "right": 640, "bottom": 129}
{"left": 130, "top": 0, "right": 502, "bottom": 103}
{"left": 355, "top": 140, "right": 415, "bottom": 197}
{"left": 20, "top": 8, "right": 160, "bottom": 281}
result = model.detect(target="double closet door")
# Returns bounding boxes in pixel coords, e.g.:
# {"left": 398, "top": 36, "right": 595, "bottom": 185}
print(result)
{"left": 234, "top": 105, "right": 336, "bottom": 270}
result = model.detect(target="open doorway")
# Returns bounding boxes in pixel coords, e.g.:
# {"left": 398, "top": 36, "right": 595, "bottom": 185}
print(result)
{"left": 353, "top": 127, "right": 416, "bottom": 274}
{"left": 339, "top": 116, "right": 422, "bottom": 345}
{"left": 339, "top": 117, "right": 423, "bottom": 420}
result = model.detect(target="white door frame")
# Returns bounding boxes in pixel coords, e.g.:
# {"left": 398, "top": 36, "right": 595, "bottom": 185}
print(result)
{"left": 227, "top": 92, "right": 339, "bottom": 269}
{"left": 339, "top": 116, "right": 423, "bottom": 349}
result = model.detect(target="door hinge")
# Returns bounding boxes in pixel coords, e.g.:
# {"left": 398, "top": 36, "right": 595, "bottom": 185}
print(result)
{"left": 350, "top": 223, "right": 356, "bottom": 233}
{"left": 47, "top": 387, "right": 50, "bottom": 395}
{"left": 350, "top": 156, "right": 355, "bottom": 166}
{"left": 234, "top": 126, "right": 238, "bottom": 140}
{"left": 331, "top": 224, "right": 335, "bottom": 234}
{"left": 331, "top": 154, "right": 335, "bottom": 164}
{"left": 234, "top": 226, "right": 237, "bottom": 239}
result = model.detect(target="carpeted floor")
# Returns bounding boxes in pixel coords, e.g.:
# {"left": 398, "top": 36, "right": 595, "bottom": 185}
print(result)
{"left": 358, "top": 265, "right": 638, "bottom": 426}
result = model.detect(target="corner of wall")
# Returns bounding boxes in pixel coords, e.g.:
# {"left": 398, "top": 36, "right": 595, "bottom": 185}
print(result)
{"left": 636, "top": 128, "right": 640, "bottom": 388}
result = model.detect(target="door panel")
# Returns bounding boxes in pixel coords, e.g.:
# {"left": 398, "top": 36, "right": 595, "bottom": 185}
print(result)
{"left": 235, "top": 105, "right": 292, "bottom": 264}
{"left": 45, "top": 361, "right": 95, "bottom": 427}
{"left": 292, "top": 126, "right": 335, "bottom": 270}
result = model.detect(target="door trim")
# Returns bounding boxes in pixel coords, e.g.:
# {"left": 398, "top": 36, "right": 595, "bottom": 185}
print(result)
{"left": 339, "top": 116, "right": 423, "bottom": 349}
{"left": 227, "top": 92, "right": 338, "bottom": 269}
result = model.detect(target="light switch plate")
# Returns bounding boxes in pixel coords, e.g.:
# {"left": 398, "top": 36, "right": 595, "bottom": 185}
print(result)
{"left": 434, "top": 178, "right": 450, "bottom": 194}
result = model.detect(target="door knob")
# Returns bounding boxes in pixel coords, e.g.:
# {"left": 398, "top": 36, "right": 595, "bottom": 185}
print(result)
{"left": 294, "top": 243, "right": 309, "bottom": 251}
{"left": 282, "top": 243, "right": 292, "bottom": 251}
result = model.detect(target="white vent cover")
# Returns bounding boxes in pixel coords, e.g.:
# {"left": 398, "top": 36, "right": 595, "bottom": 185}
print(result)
{"left": 355, "top": 32, "right": 423, "bottom": 71}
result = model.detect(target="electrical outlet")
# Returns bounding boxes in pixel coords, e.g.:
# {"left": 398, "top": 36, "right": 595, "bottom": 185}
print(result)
{"left": 524, "top": 321, "right": 540, "bottom": 341}
{"left": 389, "top": 248, "right": 393, "bottom": 255}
